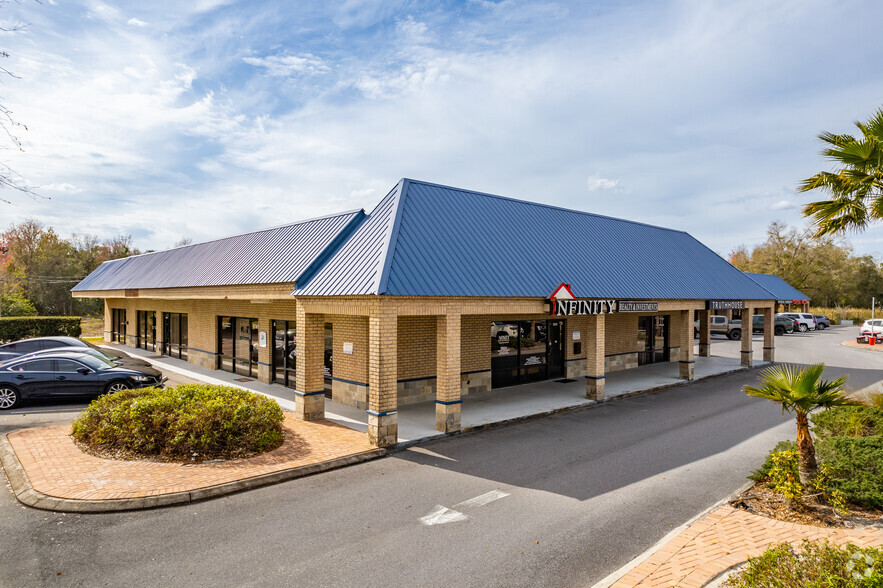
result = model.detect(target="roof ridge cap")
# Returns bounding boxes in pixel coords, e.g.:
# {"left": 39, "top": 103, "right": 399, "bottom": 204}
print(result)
{"left": 375, "top": 179, "right": 409, "bottom": 295}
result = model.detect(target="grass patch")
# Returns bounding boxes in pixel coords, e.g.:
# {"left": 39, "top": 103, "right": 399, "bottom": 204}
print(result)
{"left": 71, "top": 384, "right": 285, "bottom": 462}
{"left": 724, "top": 540, "right": 883, "bottom": 587}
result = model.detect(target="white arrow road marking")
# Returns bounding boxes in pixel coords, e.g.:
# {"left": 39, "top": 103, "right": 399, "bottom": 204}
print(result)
{"left": 419, "top": 490, "right": 510, "bottom": 526}
{"left": 453, "top": 490, "right": 510, "bottom": 509}
{"left": 419, "top": 505, "right": 469, "bottom": 526}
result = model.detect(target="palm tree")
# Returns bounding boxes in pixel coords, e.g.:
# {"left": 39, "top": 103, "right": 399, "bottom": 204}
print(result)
{"left": 744, "top": 364, "right": 854, "bottom": 486}
{"left": 799, "top": 107, "right": 883, "bottom": 236}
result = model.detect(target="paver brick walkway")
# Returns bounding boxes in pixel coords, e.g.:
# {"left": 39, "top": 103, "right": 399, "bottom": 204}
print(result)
{"left": 6, "top": 414, "right": 375, "bottom": 500}
{"left": 611, "top": 506, "right": 883, "bottom": 587}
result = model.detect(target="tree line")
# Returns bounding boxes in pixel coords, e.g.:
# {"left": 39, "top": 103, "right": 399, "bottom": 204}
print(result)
{"left": 729, "top": 221, "right": 883, "bottom": 308}
{"left": 1, "top": 219, "right": 140, "bottom": 316}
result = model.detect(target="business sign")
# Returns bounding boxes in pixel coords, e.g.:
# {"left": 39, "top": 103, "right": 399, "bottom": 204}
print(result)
{"left": 548, "top": 283, "right": 658, "bottom": 316}
{"left": 706, "top": 300, "right": 744, "bottom": 310}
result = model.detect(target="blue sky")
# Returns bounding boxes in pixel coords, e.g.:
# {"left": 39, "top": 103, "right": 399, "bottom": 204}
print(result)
{"left": 3, "top": 0, "right": 883, "bottom": 259}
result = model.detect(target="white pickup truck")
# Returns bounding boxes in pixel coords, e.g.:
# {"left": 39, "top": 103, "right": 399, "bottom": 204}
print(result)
{"left": 857, "top": 319, "right": 883, "bottom": 343}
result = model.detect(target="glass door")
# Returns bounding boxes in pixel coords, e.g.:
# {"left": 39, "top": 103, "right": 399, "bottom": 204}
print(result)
{"left": 163, "top": 313, "right": 188, "bottom": 359}
{"left": 137, "top": 311, "right": 156, "bottom": 351}
{"left": 234, "top": 317, "right": 253, "bottom": 376}
{"left": 637, "top": 316, "right": 669, "bottom": 365}
{"left": 112, "top": 309, "right": 126, "bottom": 343}
{"left": 548, "top": 321, "right": 564, "bottom": 379}
{"left": 272, "top": 320, "right": 297, "bottom": 389}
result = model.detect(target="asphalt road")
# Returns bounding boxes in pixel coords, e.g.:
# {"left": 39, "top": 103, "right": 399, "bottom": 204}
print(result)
{"left": 0, "top": 327, "right": 880, "bottom": 587}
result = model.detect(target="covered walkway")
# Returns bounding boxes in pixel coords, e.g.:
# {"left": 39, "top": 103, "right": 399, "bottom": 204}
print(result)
{"left": 108, "top": 338, "right": 769, "bottom": 445}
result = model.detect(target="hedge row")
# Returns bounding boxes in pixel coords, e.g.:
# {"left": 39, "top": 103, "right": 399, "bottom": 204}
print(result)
{"left": 0, "top": 316, "right": 82, "bottom": 343}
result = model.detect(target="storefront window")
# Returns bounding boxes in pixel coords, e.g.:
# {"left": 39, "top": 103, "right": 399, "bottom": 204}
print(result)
{"left": 491, "top": 320, "right": 564, "bottom": 388}
{"left": 218, "top": 316, "right": 257, "bottom": 377}
{"left": 163, "top": 312, "right": 188, "bottom": 360}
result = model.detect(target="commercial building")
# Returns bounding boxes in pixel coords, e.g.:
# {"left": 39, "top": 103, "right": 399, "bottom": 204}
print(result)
{"left": 73, "top": 179, "right": 778, "bottom": 447}
{"left": 744, "top": 272, "right": 811, "bottom": 313}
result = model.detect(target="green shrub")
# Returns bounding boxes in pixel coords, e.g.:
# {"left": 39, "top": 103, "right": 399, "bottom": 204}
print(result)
{"left": 0, "top": 316, "right": 82, "bottom": 342}
{"left": 0, "top": 291, "right": 37, "bottom": 317}
{"left": 816, "top": 435, "right": 883, "bottom": 509}
{"left": 71, "top": 384, "right": 285, "bottom": 461}
{"left": 751, "top": 442, "right": 847, "bottom": 512}
{"left": 724, "top": 540, "right": 883, "bottom": 587}
{"left": 749, "top": 440, "right": 796, "bottom": 482}
{"left": 813, "top": 405, "right": 883, "bottom": 438}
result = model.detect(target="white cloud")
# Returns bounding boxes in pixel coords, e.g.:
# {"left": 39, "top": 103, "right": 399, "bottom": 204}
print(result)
{"left": 242, "top": 54, "right": 328, "bottom": 77}
{"left": 586, "top": 173, "right": 619, "bottom": 192}
{"left": 127, "top": 17, "right": 148, "bottom": 27}
{"left": 42, "top": 183, "right": 83, "bottom": 192}
{"left": 771, "top": 200, "right": 798, "bottom": 210}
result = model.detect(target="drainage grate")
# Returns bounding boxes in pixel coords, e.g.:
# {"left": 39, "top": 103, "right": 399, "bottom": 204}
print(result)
{"left": 234, "top": 378, "right": 253, "bottom": 382}
{"left": 555, "top": 378, "right": 577, "bottom": 383}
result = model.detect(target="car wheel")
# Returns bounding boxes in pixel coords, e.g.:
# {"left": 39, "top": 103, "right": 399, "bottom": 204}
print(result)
{"left": 819, "top": 324, "right": 827, "bottom": 330}
{"left": 775, "top": 326, "right": 784, "bottom": 336}
{"left": 798, "top": 324, "right": 808, "bottom": 332}
{"left": 729, "top": 329, "right": 741, "bottom": 340}
{"left": 105, "top": 381, "right": 130, "bottom": 394}
{"left": 0, "top": 386, "right": 20, "bottom": 410}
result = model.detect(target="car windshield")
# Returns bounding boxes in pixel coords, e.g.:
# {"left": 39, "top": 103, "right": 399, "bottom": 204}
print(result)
{"left": 76, "top": 354, "right": 116, "bottom": 371}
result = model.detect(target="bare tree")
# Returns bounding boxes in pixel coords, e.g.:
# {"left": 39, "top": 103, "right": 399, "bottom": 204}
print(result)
{"left": 0, "top": 4, "right": 39, "bottom": 204}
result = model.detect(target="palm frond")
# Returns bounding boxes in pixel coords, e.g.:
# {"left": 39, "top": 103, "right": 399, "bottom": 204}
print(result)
{"left": 743, "top": 363, "right": 854, "bottom": 414}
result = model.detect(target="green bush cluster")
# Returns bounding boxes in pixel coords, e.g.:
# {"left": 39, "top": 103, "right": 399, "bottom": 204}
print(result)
{"left": 812, "top": 405, "right": 883, "bottom": 510}
{"left": 725, "top": 540, "right": 883, "bottom": 587}
{"left": 0, "top": 316, "right": 82, "bottom": 343}
{"left": 750, "top": 442, "right": 847, "bottom": 512}
{"left": 71, "top": 384, "right": 285, "bottom": 461}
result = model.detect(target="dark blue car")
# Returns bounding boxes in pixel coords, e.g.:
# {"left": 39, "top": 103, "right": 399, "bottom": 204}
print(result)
{"left": 0, "top": 351, "right": 165, "bottom": 410}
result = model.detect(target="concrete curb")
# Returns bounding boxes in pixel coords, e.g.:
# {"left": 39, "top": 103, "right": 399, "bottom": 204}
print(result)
{"left": 590, "top": 480, "right": 755, "bottom": 588}
{"left": 0, "top": 433, "right": 385, "bottom": 513}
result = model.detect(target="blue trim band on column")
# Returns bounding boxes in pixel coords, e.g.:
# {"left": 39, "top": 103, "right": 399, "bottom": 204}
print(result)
{"left": 679, "top": 360, "right": 696, "bottom": 364}
{"left": 435, "top": 399, "right": 462, "bottom": 405}
{"left": 585, "top": 375, "right": 606, "bottom": 380}
{"left": 366, "top": 409, "right": 397, "bottom": 417}
{"left": 762, "top": 347, "right": 775, "bottom": 350}
{"left": 740, "top": 350, "right": 753, "bottom": 354}
{"left": 257, "top": 361, "right": 272, "bottom": 366}
{"left": 331, "top": 376, "right": 368, "bottom": 387}
{"left": 293, "top": 390, "right": 325, "bottom": 397}
{"left": 187, "top": 346, "right": 217, "bottom": 355}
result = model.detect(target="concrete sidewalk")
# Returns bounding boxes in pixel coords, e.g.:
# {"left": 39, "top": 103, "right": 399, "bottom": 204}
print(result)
{"left": 596, "top": 504, "right": 883, "bottom": 587}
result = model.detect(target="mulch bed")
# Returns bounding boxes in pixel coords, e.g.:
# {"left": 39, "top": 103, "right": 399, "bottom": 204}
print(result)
{"left": 729, "top": 482, "right": 883, "bottom": 528}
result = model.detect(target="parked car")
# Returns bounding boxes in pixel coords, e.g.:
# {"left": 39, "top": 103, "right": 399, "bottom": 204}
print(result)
{"left": 856, "top": 319, "right": 883, "bottom": 344}
{"left": 0, "top": 336, "right": 131, "bottom": 363}
{"left": 777, "top": 313, "right": 817, "bottom": 333}
{"left": 813, "top": 315, "right": 831, "bottom": 330}
{"left": 727, "top": 315, "right": 796, "bottom": 340}
{"left": 4, "top": 346, "right": 152, "bottom": 368}
{"left": 0, "top": 351, "right": 165, "bottom": 410}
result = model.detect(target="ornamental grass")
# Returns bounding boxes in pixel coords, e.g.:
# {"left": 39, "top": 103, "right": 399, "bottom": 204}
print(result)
{"left": 71, "top": 384, "right": 284, "bottom": 462}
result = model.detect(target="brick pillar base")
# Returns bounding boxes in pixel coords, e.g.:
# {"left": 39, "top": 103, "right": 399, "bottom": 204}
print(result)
{"left": 679, "top": 361, "right": 695, "bottom": 380}
{"left": 698, "top": 343, "right": 710, "bottom": 356}
{"left": 741, "top": 305, "right": 753, "bottom": 367}
{"left": 368, "top": 412, "right": 398, "bottom": 447}
{"left": 741, "top": 351, "right": 753, "bottom": 367}
{"left": 295, "top": 392, "right": 325, "bottom": 421}
{"left": 763, "top": 346, "right": 775, "bottom": 363}
{"left": 586, "top": 376, "right": 605, "bottom": 401}
{"left": 435, "top": 402, "right": 461, "bottom": 433}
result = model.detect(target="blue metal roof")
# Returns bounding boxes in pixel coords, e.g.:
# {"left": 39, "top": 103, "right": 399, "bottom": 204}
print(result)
{"left": 744, "top": 273, "right": 810, "bottom": 302}
{"left": 295, "top": 179, "right": 776, "bottom": 300}
{"left": 73, "top": 211, "right": 365, "bottom": 291}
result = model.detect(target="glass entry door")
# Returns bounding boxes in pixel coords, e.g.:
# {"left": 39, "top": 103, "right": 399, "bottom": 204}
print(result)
{"left": 637, "top": 315, "right": 669, "bottom": 366}
{"left": 111, "top": 309, "right": 126, "bottom": 343}
{"left": 218, "top": 316, "right": 258, "bottom": 377}
{"left": 272, "top": 320, "right": 297, "bottom": 389}
{"left": 491, "top": 319, "right": 565, "bottom": 388}
{"left": 323, "top": 323, "right": 333, "bottom": 398}
{"left": 163, "top": 312, "right": 188, "bottom": 360}
{"left": 137, "top": 310, "right": 156, "bottom": 351}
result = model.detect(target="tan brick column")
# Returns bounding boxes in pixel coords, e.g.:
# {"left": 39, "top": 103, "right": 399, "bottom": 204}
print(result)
{"left": 103, "top": 300, "right": 112, "bottom": 343}
{"left": 295, "top": 302, "right": 325, "bottom": 421}
{"left": 585, "top": 313, "right": 605, "bottom": 400}
{"left": 741, "top": 306, "right": 753, "bottom": 367}
{"left": 762, "top": 306, "right": 775, "bottom": 363}
{"left": 679, "top": 310, "right": 695, "bottom": 380}
{"left": 368, "top": 306, "right": 398, "bottom": 447}
{"left": 435, "top": 311, "right": 461, "bottom": 433}
{"left": 698, "top": 309, "right": 711, "bottom": 357}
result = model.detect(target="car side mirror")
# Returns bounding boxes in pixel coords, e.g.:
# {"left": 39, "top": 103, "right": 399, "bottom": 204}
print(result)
{"left": 77, "top": 367, "right": 91, "bottom": 375}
